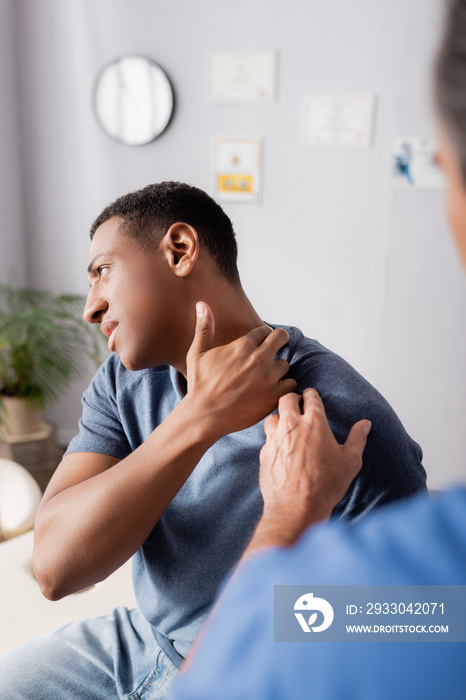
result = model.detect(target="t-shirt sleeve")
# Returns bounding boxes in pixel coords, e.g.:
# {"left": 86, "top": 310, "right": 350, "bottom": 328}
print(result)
{"left": 65, "top": 358, "right": 132, "bottom": 460}
{"left": 287, "top": 343, "right": 426, "bottom": 521}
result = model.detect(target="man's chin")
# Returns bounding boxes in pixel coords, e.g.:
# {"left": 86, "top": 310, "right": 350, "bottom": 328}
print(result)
{"left": 120, "top": 357, "right": 147, "bottom": 372}
{"left": 119, "top": 354, "right": 165, "bottom": 372}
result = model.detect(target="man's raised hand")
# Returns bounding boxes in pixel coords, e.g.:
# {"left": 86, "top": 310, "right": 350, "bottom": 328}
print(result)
{"left": 185, "top": 302, "right": 297, "bottom": 439}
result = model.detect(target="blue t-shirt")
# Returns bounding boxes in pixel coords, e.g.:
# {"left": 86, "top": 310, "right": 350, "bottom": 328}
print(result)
{"left": 171, "top": 488, "right": 466, "bottom": 700}
{"left": 65, "top": 325, "right": 426, "bottom": 667}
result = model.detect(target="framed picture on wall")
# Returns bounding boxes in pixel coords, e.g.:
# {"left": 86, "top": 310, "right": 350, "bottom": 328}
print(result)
{"left": 390, "top": 137, "right": 445, "bottom": 188}
{"left": 300, "top": 93, "right": 375, "bottom": 148}
{"left": 209, "top": 51, "right": 277, "bottom": 103}
{"left": 212, "top": 137, "right": 262, "bottom": 204}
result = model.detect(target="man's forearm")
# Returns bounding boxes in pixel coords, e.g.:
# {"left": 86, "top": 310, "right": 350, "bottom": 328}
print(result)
{"left": 33, "top": 396, "right": 219, "bottom": 600}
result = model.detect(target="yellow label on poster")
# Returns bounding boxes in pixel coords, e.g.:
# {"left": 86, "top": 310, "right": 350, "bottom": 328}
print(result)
{"left": 218, "top": 174, "right": 253, "bottom": 193}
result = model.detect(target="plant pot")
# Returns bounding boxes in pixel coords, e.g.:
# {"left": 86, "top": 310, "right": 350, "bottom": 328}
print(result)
{"left": 0, "top": 396, "right": 42, "bottom": 436}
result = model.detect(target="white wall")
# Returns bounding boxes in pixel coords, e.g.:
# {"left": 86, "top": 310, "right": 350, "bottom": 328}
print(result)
{"left": 4, "top": 0, "right": 465, "bottom": 487}
{"left": 0, "top": 0, "right": 26, "bottom": 284}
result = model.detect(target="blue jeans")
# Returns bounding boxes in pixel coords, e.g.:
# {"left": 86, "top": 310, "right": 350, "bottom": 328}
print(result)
{"left": 0, "top": 607, "right": 178, "bottom": 699}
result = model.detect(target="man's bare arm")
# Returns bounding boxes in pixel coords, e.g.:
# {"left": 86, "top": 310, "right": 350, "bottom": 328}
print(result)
{"left": 32, "top": 303, "right": 296, "bottom": 600}
{"left": 243, "top": 388, "right": 371, "bottom": 558}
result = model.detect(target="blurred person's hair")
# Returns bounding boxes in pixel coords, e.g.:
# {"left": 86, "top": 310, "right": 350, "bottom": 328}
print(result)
{"left": 435, "top": 0, "right": 466, "bottom": 180}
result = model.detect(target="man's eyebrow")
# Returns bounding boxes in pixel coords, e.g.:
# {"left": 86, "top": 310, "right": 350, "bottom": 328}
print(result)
{"left": 87, "top": 254, "right": 106, "bottom": 275}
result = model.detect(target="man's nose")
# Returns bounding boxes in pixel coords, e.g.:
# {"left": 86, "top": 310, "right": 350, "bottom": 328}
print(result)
{"left": 83, "top": 289, "right": 107, "bottom": 324}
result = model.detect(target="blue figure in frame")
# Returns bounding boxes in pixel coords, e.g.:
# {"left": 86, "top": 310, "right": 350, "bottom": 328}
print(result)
{"left": 394, "top": 141, "right": 414, "bottom": 184}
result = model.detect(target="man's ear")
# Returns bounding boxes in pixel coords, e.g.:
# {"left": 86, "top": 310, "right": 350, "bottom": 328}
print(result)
{"left": 161, "top": 222, "right": 199, "bottom": 277}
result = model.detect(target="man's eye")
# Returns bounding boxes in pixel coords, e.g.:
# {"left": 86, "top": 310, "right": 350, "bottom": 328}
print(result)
{"left": 97, "top": 265, "right": 109, "bottom": 275}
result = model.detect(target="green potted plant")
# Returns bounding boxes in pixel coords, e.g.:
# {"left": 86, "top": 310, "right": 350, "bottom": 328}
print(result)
{"left": 0, "top": 283, "right": 103, "bottom": 436}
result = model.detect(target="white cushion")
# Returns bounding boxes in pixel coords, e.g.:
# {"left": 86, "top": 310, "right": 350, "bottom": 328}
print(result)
{"left": 0, "top": 458, "right": 42, "bottom": 540}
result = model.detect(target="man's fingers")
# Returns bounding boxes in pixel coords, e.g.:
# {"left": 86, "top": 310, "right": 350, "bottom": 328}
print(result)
{"left": 277, "top": 377, "right": 298, "bottom": 396}
{"left": 189, "top": 302, "right": 215, "bottom": 358}
{"left": 273, "top": 358, "right": 291, "bottom": 379}
{"left": 264, "top": 413, "right": 279, "bottom": 436}
{"left": 343, "top": 419, "right": 372, "bottom": 466}
{"left": 277, "top": 392, "right": 302, "bottom": 415}
{"left": 302, "top": 387, "right": 326, "bottom": 418}
{"left": 260, "top": 327, "right": 290, "bottom": 356}
{"left": 244, "top": 324, "right": 273, "bottom": 347}
{"left": 242, "top": 325, "right": 290, "bottom": 352}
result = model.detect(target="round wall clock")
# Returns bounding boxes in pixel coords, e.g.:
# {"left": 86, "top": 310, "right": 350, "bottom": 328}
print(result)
{"left": 93, "top": 55, "right": 175, "bottom": 146}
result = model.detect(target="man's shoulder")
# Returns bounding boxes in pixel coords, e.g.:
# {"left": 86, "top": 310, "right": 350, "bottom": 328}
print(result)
{"left": 271, "top": 323, "right": 368, "bottom": 391}
{"left": 269, "top": 323, "right": 327, "bottom": 361}
{"left": 68, "top": 357, "right": 177, "bottom": 458}
{"left": 271, "top": 322, "right": 426, "bottom": 515}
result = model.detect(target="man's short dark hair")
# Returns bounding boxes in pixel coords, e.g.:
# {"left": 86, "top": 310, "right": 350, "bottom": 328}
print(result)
{"left": 435, "top": 0, "right": 466, "bottom": 182}
{"left": 90, "top": 182, "right": 241, "bottom": 285}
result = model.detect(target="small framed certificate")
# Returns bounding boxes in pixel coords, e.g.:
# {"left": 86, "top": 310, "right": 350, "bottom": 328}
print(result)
{"left": 209, "top": 50, "right": 277, "bottom": 103}
{"left": 301, "top": 93, "right": 375, "bottom": 148}
{"left": 212, "top": 137, "right": 262, "bottom": 204}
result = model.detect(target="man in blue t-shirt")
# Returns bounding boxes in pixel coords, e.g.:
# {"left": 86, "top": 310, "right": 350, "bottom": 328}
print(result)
{"left": 0, "top": 182, "right": 425, "bottom": 699}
